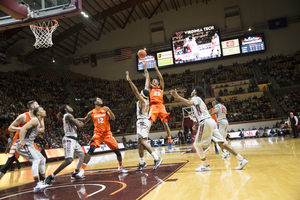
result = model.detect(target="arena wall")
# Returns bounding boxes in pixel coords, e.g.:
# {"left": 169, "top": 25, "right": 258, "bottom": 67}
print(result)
{"left": 68, "top": 0, "right": 300, "bottom": 80}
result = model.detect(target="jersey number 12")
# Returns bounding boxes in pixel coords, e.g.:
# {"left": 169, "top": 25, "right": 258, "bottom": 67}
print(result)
{"left": 97, "top": 118, "right": 104, "bottom": 124}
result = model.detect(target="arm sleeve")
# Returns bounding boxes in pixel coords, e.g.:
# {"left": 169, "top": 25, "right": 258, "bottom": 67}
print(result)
{"left": 295, "top": 116, "right": 298, "bottom": 124}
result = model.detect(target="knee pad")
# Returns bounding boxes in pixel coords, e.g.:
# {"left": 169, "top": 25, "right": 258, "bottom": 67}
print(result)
{"left": 113, "top": 149, "right": 121, "bottom": 157}
{"left": 88, "top": 145, "right": 96, "bottom": 155}
{"left": 65, "top": 158, "right": 73, "bottom": 165}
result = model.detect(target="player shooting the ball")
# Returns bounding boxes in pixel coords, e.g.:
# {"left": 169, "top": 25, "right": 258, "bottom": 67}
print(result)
{"left": 142, "top": 61, "right": 173, "bottom": 150}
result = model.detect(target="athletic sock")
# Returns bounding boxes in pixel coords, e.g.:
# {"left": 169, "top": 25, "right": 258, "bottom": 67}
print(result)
{"left": 51, "top": 173, "right": 55, "bottom": 178}
{"left": 119, "top": 162, "right": 122, "bottom": 167}
{"left": 140, "top": 157, "right": 145, "bottom": 165}
{"left": 34, "top": 177, "right": 39, "bottom": 185}
{"left": 82, "top": 163, "right": 87, "bottom": 170}
{"left": 202, "top": 160, "right": 209, "bottom": 167}
{"left": 236, "top": 154, "right": 243, "bottom": 161}
{"left": 168, "top": 137, "right": 171, "bottom": 143}
{"left": 151, "top": 152, "right": 159, "bottom": 161}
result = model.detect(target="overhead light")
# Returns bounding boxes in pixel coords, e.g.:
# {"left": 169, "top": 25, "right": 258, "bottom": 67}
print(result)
{"left": 52, "top": 58, "right": 55, "bottom": 63}
{"left": 248, "top": 28, "right": 252, "bottom": 31}
{"left": 81, "top": 12, "right": 89, "bottom": 18}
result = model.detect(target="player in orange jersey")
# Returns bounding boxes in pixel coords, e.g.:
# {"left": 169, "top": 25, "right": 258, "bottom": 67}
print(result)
{"left": 209, "top": 100, "right": 219, "bottom": 154}
{"left": 76, "top": 97, "right": 127, "bottom": 178}
{"left": 0, "top": 100, "right": 44, "bottom": 180}
{"left": 143, "top": 62, "right": 173, "bottom": 150}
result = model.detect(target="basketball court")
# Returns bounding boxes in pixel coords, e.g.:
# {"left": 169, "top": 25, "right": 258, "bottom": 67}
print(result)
{"left": 0, "top": 137, "right": 299, "bottom": 200}
{"left": 0, "top": 1, "right": 299, "bottom": 200}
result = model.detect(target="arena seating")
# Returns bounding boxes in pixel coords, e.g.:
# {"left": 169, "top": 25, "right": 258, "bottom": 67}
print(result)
{"left": 258, "top": 51, "right": 300, "bottom": 87}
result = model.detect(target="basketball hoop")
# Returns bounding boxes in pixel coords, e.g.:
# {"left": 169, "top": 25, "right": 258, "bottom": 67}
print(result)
{"left": 30, "top": 20, "right": 59, "bottom": 49}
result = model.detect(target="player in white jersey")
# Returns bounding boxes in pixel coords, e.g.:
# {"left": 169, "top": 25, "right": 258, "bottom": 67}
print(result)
{"left": 126, "top": 70, "right": 163, "bottom": 171}
{"left": 184, "top": 35, "right": 200, "bottom": 59}
{"left": 211, "top": 98, "right": 230, "bottom": 159}
{"left": 45, "top": 105, "right": 85, "bottom": 185}
{"left": 211, "top": 33, "right": 220, "bottom": 56}
{"left": 170, "top": 86, "right": 248, "bottom": 172}
{"left": 16, "top": 106, "right": 49, "bottom": 192}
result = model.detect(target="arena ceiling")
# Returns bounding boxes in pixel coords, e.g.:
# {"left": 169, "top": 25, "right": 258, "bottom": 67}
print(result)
{"left": 0, "top": 0, "right": 213, "bottom": 64}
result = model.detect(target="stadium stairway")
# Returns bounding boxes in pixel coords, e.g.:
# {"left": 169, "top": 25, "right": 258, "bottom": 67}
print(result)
{"left": 267, "top": 90, "right": 285, "bottom": 117}
{"left": 55, "top": 69, "right": 79, "bottom": 111}
{"left": 196, "top": 71, "right": 210, "bottom": 97}
{"left": 253, "top": 64, "right": 263, "bottom": 78}
{"left": 268, "top": 76, "right": 281, "bottom": 89}
{"left": 125, "top": 113, "right": 136, "bottom": 134}
{"left": 128, "top": 96, "right": 137, "bottom": 108}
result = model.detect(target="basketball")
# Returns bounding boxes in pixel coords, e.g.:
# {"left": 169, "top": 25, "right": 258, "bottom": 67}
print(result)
{"left": 138, "top": 49, "right": 147, "bottom": 58}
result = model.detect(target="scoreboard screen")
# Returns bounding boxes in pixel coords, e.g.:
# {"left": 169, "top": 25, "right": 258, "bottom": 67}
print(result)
{"left": 157, "top": 50, "right": 173, "bottom": 67}
{"left": 240, "top": 34, "right": 266, "bottom": 54}
{"left": 137, "top": 54, "right": 156, "bottom": 72}
{"left": 172, "top": 25, "right": 222, "bottom": 64}
{"left": 221, "top": 38, "right": 240, "bottom": 56}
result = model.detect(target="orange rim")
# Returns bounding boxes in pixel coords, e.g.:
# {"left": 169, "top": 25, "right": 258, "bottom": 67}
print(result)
{"left": 30, "top": 20, "right": 58, "bottom": 29}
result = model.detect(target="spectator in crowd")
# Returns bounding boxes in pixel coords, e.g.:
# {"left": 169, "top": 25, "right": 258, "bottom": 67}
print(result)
{"left": 269, "top": 129, "right": 277, "bottom": 137}
{"left": 239, "top": 131, "right": 244, "bottom": 139}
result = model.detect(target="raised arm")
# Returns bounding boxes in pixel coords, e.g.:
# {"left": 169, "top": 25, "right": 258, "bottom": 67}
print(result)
{"left": 126, "top": 71, "right": 145, "bottom": 108}
{"left": 77, "top": 111, "right": 92, "bottom": 124}
{"left": 170, "top": 89, "right": 194, "bottom": 106}
{"left": 154, "top": 63, "right": 164, "bottom": 90}
{"left": 103, "top": 106, "right": 115, "bottom": 121}
{"left": 8, "top": 114, "right": 26, "bottom": 132}
{"left": 142, "top": 61, "right": 151, "bottom": 90}
{"left": 18, "top": 119, "right": 39, "bottom": 149}
{"left": 66, "top": 115, "right": 84, "bottom": 128}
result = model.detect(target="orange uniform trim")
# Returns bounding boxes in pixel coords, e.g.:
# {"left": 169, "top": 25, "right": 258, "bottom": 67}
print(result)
{"left": 211, "top": 108, "right": 217, "bottom": 123}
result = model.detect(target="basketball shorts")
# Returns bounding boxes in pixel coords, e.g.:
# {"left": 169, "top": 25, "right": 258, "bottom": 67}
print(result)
{"left": 217, "top": 119, "right": 229, "bottom": 139}
{"left": 16, "top": 142, "right": 45, "bottom": 163}
{"left": 62, "top": 137, "right": 84, "bottom": 159}
{"left": 194, "top": 118, "right": 225, "bottom": 147}
{"left": 9, "top": 140, "right": 39, "bottom": 159}
{"left": 136, "top": 119, "right": 152, "bottom": 139}
{"left": 148, "top": 104, "right": 170, "bottom": 122}
{"left": 90, "top": 131, "right": 118, "bottom": 151}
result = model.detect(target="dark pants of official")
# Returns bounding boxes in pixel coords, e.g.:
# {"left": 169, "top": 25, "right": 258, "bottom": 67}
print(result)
{"left": 0, "top": 156, "right": 20, "bottom": 173}
{"left": 291, "top": 125, "right": 298, "bottom": 138}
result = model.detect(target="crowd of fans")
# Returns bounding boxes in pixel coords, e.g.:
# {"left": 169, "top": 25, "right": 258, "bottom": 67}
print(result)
{"left": 258, "top": 51, "right": 300, "bottom": 87}
{"left": 207, "top": 94, "right": 278, "bottom": 122}
{"left": 275, "top": 90, "right": 300, "bottom": 113}
{"left": 63, "top": 70, "right": 134, "bottom": 109}
{"left": 203, "top": 62, "right": 256, "bottom": 84}
{"left": 216, "top": 82, "right": 259, "bottom": 96}
{"left": 0, "top": 68, "right": 70, "bottom": 152}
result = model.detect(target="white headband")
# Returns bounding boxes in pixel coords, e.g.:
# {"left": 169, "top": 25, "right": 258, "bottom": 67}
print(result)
{"left": 141, "top": 90, "right": 149, "bottom": 99}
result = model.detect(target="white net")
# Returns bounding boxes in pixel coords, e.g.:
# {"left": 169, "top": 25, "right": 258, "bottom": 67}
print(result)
{"left": 30, "top": 20, "right": 59, "bottom": 49}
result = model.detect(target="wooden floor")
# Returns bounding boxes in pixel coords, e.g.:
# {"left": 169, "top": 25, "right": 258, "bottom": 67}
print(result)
{"left": 1, "top": 137, "right": 300, "bottom": 200}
